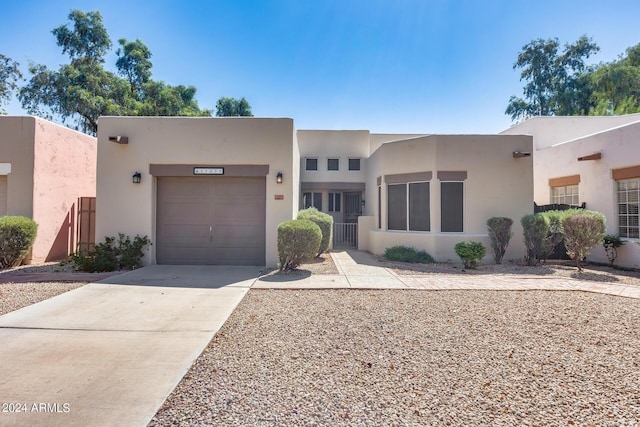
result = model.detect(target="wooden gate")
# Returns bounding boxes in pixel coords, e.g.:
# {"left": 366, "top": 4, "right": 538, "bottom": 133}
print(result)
{"left": 76, "top": 197, "right": 96, "bottom": 255}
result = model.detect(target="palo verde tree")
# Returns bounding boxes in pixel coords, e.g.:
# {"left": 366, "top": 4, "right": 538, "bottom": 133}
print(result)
{"left": 19, "top": 9, "right": 211, "bottom": 135}
{"left": 506, "top": 35, "right": 600, "bottom": 122}
{"left": 0, "top": 54, "right": 23, "bottom": 114}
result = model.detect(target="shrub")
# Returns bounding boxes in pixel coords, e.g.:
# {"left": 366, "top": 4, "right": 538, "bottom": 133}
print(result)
{"left": 454, "top": 241, "right": 486, "bottom": 269}
{"left": 297, "top": 207, "right": 333, "bottom": 256}
{"left": 69, "top": 233, "right": 151, "bottom": 272}
{"left": 278, "top": 219, "right": 322, "bottom": 271}
{"left": 383, "top": 245, "right": 435, "bottom": 263}
{"left": 602, "top": 234, "right": 625, "bottom": 266}
{"left": 0, "top": 216, "right": 38, "bottom": 268}
{"left": 563, "top": 213, "right": 605, "bottom": 272}
{"left": 486, "top": 217, "right": 513, "bottom": 264}
{"left": 521, "top": 213, "right": 563, "bottom": 266}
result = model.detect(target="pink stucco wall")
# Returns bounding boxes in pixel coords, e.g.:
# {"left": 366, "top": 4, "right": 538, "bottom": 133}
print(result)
{"left": 31, "top": 118, "right": 96, "bottom": 262}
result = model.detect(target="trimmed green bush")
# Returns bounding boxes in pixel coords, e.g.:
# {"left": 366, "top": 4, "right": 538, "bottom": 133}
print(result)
{"left": 297, "top": 207, "right": 333, "bottom": 256}
{"left": 603, "top": 234, "right": 625, "bottom": 266}
{"left": 69, "top": 233, "right": 151, "bottom": 272}
{"left": 454, "top": 241, "right": 486, "bottom": 269}
{"left": 563, "top": 213, "right": 605, "bottom": 271}
{"left": 487, "top": 217, "right": 513, "bottom": 264}
{"left": 383, "top": 245, "right": 435, "bottom": 263}
{"left": 0, "top": 216, "right": 38, "bottom": 268}
{"left": 278, "top": 219, "right": 322, "bottom": 271}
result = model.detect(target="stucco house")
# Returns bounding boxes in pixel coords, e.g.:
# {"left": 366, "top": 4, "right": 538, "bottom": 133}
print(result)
{"left": 0, "top": 116, "right": 96, "bottom": 262}
{"left": 96, "top": 116, "right": 533, "bottom": 267}
{"left": 501, "top": 113, "right": 640, "bottom": 268}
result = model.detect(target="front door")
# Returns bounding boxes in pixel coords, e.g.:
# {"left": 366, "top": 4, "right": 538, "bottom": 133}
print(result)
{"left": 343, "top": 192, "right": 362, "bottom": 223}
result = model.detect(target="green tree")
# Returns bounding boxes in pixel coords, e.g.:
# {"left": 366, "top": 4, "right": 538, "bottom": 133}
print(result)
{"left": 19, "top": 9, "right": 210, "bottom": 135}
{"left": 588, "top": 43, "right": 640, "bottom": 115}
{"left": 216, "top": 96, "right": 253, "bottom": 116}
{"left": 0, "top": 54, "right": 23, "bottom": 114}
{"left": 506, "top": 35, "right": 599, "bottom": 121}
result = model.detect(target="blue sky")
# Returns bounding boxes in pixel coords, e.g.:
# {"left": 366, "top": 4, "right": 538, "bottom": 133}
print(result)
{"left": 2, "top": 0, "right": 639, "bottom": 133}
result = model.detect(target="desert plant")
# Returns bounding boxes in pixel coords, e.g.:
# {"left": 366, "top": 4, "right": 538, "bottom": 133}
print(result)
{"left": 383, "top": 245, "right": 435, "bottom": 263}
{"left": 297, "top": 207, "right": 333, "bottom": 256}
{"left": 602, "top": 234, "right": 625, "bottom": 266}
{"left": 0, "top": 216, "right": 38, "bottom": 268}
{"left": 486, "top": 217, "right": 513, "bottom": 264}
{"left": 277, "top": 219, "right": 322, "bottom": 271}
{"left": 69, "top": 234, "right": 151, "bottom": 272}
{"left": 563, "top": 213, "right": 605, "bottom": 272}
{"left": 454, "top": 241, "right": 486, "bottom": 269}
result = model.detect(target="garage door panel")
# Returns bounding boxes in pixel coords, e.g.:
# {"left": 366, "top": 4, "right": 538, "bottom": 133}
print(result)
{"left": 211, "top": 248, "right": 264, "bottom": 265}
{"left": 213, "top": 225, "right": 264, "bottom": 248}
{"left": 157, "top": 176, "right": 265, "bottom": 265}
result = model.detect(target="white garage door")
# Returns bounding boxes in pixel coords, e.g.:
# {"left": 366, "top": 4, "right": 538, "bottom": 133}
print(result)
{"left": 156, "top": 176, "right": 266, "bottom": 265}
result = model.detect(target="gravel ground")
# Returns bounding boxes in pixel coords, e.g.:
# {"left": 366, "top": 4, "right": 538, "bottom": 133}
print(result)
{"left": 149, "top": 290, "right": 640, "bottom": 427}
{"left": 0, "top": 281, "right": 86, "bottom": 316}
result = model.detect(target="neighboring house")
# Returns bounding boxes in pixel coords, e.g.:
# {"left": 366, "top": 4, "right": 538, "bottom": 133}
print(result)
{"left": 0, "top": 116, "right": 97, "bottom": 262}
{"left": 97, "top": 116, "right": 533, "bottom": 266}
{"left": 501, "top": 113, "right": 640, "bottom": 268}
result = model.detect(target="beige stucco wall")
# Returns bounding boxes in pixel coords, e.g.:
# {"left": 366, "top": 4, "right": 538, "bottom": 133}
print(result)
{"left": 362, "top": 134, "right": 533, "bottom": 262}
{"left": 500, "top": 114, "right": 640, "bottom": 149}
{"left": 32, "top": 118, "right": 97, "bottom": 261}
{"left": 96, "top": 117, "right": 296, "bottom": 267}
{"left": 0, "top": 116, "right": 96, "bottom": 263}
{"left": 533, "top": 122, "right": 640, "bottom": 268}
{"left": 369, "top": 133, "right": 426, "bottom": 155}
{"left": 0, "top": 117, "right": 36, "bottom": 218}
{"left": 297, "top": 130, "right": 370, "bottom": 184}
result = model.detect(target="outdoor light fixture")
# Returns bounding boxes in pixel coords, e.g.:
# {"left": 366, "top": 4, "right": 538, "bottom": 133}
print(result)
{"left": 361, "top": 199, "right": 366, "bottom": 207}
{"left": 512, "top": 151, "right": 531, "bottom": 158}
{"left": 276, "top": 172, "right": 283, "bottom": 184}
{"left": 108, "top": 135, "right": 129, "bottom": 144}
{"left": 132, "top": 172, "right": 142, "bottom": 184}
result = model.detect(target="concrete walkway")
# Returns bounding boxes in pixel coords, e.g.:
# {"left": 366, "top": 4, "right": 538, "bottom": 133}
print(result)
{"left": 0, "top": 265, "right": 260, "bottom": 427}
{"left": 254, "top": 250, "right": 640, "bottom": 299}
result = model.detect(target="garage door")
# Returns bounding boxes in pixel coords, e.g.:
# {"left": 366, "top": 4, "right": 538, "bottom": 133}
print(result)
{"left": 156, "top": 176, "right": 266, "bottom": 265}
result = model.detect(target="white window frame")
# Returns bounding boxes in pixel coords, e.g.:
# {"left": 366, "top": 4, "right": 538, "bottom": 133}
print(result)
{"left": 348, "top": 158, "right": 361, "bottom": 171}
{"left": 387, "top": 181, "right": 430, "bottom": 232}
{"left": 617, "top": 178, "right": 639, "bottom": 239}
{"left": 327, "top": 158, "right": 340, "bottom": 171}
{"left": 305, "top": 158, "right": 318, "bottom": 171}
{"left": 551, "top": 184, "right": 579, "bottom": 205}
{"left": 328, "top": 192, "right": 341, "bottom": 212}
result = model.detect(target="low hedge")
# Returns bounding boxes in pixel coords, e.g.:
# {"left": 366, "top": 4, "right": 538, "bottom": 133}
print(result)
{"left": 384, "top": 245, "right": 434, "bottom": 263}
{"left": 454, "top": 241, "right": 486, "bottom": 269}
{"left": 278, "top": 219, "right": 322, "bottom": 271}
{"left": 0, "top": 216, "right": 38, "bottom": 268}
{"left": 297, "top": 207, "right": 333, "bottom": 256}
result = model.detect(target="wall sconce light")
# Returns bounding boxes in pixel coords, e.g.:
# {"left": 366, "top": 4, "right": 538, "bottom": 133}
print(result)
{"left": 276, "top": 172, "right": 283, "bottom": 184}
{"left": 361, "top": 199, "right": 366, "bottom": 207}
{"left": 109, "top": 136, "right": 129, "bottom": 144}
{"left": 132, "top": 172, "right": 142, "bottom": 184}
{"left": 513, "top": 151, "right": 531, "bottom": 158}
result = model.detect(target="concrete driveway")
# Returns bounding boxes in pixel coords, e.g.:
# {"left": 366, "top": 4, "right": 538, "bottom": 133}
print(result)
{"left": 0, "top": 265, "right": 261, "bottom": 427}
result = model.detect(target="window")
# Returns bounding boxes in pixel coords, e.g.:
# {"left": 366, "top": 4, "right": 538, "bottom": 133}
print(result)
{"left": 617, "top": 178, "right": 639, "bottom": 238}
{"left": 387, "top": 182, "right": 430, "bottom": 231}
{"left": 349, "top": 158, "right": 361, "bottom": 171}
{"left": 551, "top": 185, "right": 579, "bottom": 205}
{"left": 328, "top": 193, "right": 341, "bottom": 212}
{"left": 305, "top": 158, "right": 318, "bottom": 171}
{"left": 303, "top": 192, "right": 322, "bottom": 210}
{"left": 441, "top": 182, "right": 463, "bottom": 232}
{"left": 327, "top": 158, "right": 339, "bottom": 171}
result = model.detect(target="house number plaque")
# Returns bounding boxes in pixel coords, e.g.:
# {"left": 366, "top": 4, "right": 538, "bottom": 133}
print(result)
{"left": 193, "top": 167, "right": 224, "bottom": 175}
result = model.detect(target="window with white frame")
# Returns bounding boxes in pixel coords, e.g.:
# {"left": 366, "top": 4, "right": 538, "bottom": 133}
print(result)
{"left": 551, "top": 185, "right": 579, "bottom": 205}
{"left": 303, "top": 192, "right": 322, "bottom": 210}
{"left": 387, "top": 182, "right": 430, "bottom": 231}
{"left": 617, "top": 178, "right": 639, "bottom": 238}
{"left": 305, "top": 158, "right": 318, "bottom": 171}
{"left": 328, "top": 192, "right": 341, "bottom": 212}
{"left": 441, "top": 182, "right": 463, "bottom": 232}
{"left": 327, "top": 158, "right": 339, "bottom": 171}
{"left": 349, "top": 158, "right": 361, "bottom": 171}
